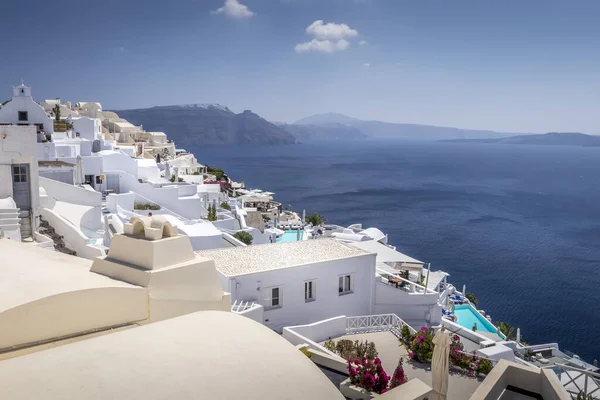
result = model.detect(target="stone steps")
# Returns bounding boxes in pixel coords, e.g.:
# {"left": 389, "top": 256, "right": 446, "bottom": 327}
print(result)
{"left": 0, "top": 207, "right": 22, "bottom": 241}
{"left": 38, "top": 217, "right": 77, "bottom": 256}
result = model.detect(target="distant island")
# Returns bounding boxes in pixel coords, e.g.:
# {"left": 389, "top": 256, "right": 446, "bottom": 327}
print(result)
{"left": 115, "top": 105, "right": 296, "bottom": 146}
{"left": 441, "top": 132, "right": 600, "bottom": 147}
{"left": 293, "top": 112, "right": 517, "bottom": 141}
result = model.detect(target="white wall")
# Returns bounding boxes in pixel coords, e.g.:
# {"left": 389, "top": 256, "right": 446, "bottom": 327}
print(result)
{"left": 41, "top": 208, "right": 105, "bottom": 260}
{"left": 72, "top": 117, "right": 101, "bottom": 141}
{"left": 108, "top": 170, "right": 204, "bottom": 220}
{"left": 106, "top": 193, "right": 135, "bottom": 213}
{"left": 99, "top": 151, "right": 138, "bottom": 177}
{"left": 373, "top": 280, "right": 442, "bottom": 325}
{"left": 37, "top": 142, "right": 56, "bottom": 160}
{"left": 137, "top": 159, "right": 160, "bottom": 181}
{"left": 223, "top": 253, "right": 376, "bottom": 332}
{"left": 39, "top": 178, "right": 102, "bottom": 231}
{"left": 39, "top": 177, "right": 101, "bottom": 207}
{"left": 283, "top": 316, "right": 348, "bottom": 344}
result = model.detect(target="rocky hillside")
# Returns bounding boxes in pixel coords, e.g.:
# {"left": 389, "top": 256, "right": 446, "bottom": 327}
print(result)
{"left": 115, "top": 105, "right": 295, "bottom": 145}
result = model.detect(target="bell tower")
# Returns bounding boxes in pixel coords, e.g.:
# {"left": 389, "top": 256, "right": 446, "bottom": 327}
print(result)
{"left": 13, "top": 81, "right": 32, "bottom": 98}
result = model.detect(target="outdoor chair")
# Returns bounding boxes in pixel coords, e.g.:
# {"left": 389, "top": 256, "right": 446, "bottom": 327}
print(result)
{"left": 535, "top": 353, "right": 550, "bottom": 364}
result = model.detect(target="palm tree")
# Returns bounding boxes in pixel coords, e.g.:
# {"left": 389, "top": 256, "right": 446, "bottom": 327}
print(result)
{"left": 496, "top": 321, "right": 515, "bottom": 339}
{"left": 306, "top": 213, "right": 326, "bottom": 226}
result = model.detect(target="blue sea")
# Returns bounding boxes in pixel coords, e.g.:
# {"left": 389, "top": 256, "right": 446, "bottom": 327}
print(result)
{"left": 189, "top": 140, "right": 600, "bottom": 362}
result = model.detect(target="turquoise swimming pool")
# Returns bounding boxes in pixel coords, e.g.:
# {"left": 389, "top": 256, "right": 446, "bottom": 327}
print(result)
{"left": 454, "top": 304, "right": 500, "bottom": 334}
{"left": 276, "top": 230, "right": 304, "bottom": 243}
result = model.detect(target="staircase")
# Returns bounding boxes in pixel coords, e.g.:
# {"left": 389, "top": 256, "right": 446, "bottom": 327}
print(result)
{"left": 19, "top": 210, "right": 32, "bottom": 239}
{"left": 0, "top": 208, "right": 22, "bottom": 241}
{"left": 38, "top": 217, "right": 77, "bottom": 256}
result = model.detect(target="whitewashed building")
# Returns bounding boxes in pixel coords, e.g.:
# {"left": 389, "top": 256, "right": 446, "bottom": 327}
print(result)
{"left": 0, "top": 83, "right": 54, "bottom": 135}
{"left": 198, "top": 238, "right": 377, "bottom": 332}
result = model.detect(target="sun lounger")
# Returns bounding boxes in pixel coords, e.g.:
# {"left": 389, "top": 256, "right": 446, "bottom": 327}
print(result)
{"left": 450, "top": 295, "right": 464, "bottom": 303}
{"left": 535, "top": 353, "right": 550, "bottom": 364}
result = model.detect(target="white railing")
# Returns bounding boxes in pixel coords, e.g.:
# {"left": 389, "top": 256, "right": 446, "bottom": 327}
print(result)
{"left": 376, "top": 267, "right": 438, "bottom": 295}
{"left": 554, "top": 363, "right": 600, "bottom": 399}
{"left": 346, "top": 313, "right": 416, "bottom": 338}
{"left": 231, "top": 300, "right": 258, "bottom": 313}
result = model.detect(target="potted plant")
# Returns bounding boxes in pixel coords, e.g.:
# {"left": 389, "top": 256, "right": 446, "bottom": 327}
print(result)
{"left": 341, "top": 357, "right": 407, "bottom": 399}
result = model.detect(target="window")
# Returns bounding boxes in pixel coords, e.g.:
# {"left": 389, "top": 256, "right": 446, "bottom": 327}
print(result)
{"left": 18, "top": 111, "right": 28, "bottom": 121}
{"left": 339, "top": 274, "right": 353, "bottom": 295}
{"left": 95, "top": 176, "right": 103, "bottom": 185}
{"left": 270, "top": 287, "right": 281, "bottom": 308}
{"left": 12, "top": 165, "right": 27, "bottom": 183}
{"left": 305, "top": 280, "right": 316, "bottom": 302}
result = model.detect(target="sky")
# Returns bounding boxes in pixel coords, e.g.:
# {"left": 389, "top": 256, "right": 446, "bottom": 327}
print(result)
{"left": 0, "top": 0, "right": 599, "bottom": 133}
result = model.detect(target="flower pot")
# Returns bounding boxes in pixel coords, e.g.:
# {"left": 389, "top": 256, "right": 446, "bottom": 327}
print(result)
{"left": 340, "top": 378, "right": 377, "bottom": 400}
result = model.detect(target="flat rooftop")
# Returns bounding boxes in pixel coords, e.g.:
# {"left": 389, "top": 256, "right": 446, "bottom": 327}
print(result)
{"left": 197, "top": 238, "right": 370, "bottom": 277}
{"left": 349, "top": 240, "right": 423, "bottom": 264}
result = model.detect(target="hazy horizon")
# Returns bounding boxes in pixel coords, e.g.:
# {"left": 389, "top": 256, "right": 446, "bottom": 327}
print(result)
{"left": 1, "top": 0, "right": 599, "bottom": 134}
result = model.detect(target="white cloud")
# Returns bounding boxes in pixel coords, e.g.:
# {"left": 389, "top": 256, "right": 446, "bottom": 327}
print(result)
{"left": 359, "top": 40, "right": 368, "bottom": 46}
{"left": 362, "top": 63, "right": 371, "bottom": 67}
{"left": 305, "top": 20, "right": 358, "bottom": 40}
{"left": 295, "top": 20, "right": 358, "bottom": 53}
{"left": 212, "top": 0, "right": 254, "bottom": 19}
{"left": 295, "top": 39, "right": 350, "bottom": 54}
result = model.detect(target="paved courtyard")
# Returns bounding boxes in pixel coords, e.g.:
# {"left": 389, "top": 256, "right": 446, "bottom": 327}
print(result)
{"left": 330, "top": 331, "right": 483, "bottom": 400}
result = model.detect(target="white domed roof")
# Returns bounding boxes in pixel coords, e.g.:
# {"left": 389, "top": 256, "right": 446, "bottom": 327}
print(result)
{"left": 360, "top": 227, "right": 386, "bottom": 241}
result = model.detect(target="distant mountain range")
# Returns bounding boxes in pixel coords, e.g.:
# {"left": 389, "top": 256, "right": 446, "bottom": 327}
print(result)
{"left": 293, "top": 113, "right": 518, "bottom": 140}
{"left": 115, "top": 105, "right": 295, "bottom": 145}
{"left": 115, "top": 107, "right": 593, "bottom": 146}
{"left": 442, "top": 132, "right": 600, "bottom": 147}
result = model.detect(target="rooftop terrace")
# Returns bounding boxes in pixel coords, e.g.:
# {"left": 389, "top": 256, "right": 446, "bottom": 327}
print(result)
{"left": 197, "top": 238, "right": 371, "bottom": 277}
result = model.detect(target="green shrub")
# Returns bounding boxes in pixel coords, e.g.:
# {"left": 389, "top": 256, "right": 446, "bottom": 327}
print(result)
{"left": 323, "top": 338, "right": 336, "bottom": 353}
{"left": 220, "top": 202, "right": 231, "bottom": 211}
{"left": 207, "top": 201, "right": 217, "bottom": 221}
{"left": 477, "top": 359, "right": 493, "bottom": 375}
{"left": 177, "top": 177, "right": 184, "bottom": 182}
{"left": 408, "top": 327, "right": 434, "bottom": 363}
{"left": 134, "top": 203, "right": 161, "bottom": 210}
{"left": 401, "top": 324, "right": 414, "bottom": 344}
{"left": 306, "top": 213, "right": 326, "bottom": 226}
{"left": 262, "top": 214, "right": 271, "bottom": 222}
{"left": 300, "top": 348, "right": 312, "bottom": 358}
{"left": 193, "top": 171, "right": 201, "bottom": 175}
{"left": 366, "top": 341, "right": 379, "bottom": 360}
{"left": 466, "top": 292, "right": 478, "bottom": 305}
{"left": 233, "top": 231, "right": 253, "bottom": 245}
{"left": 208, "top": 167, "right": 225, "bottom": 180}
{"left": 335, "top": 339, "right": 355, "bottom": 360}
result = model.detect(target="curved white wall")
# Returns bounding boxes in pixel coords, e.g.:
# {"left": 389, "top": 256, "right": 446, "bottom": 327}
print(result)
{"left": 41, "top": 208, "right": 105, "bottom": 260}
